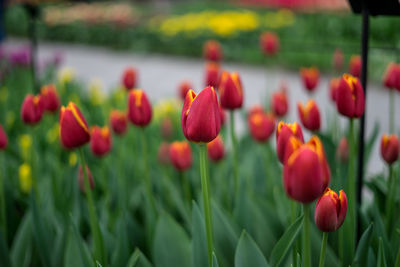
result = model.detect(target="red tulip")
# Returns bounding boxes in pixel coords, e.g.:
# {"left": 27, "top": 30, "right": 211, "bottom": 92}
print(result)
{"left": 161, "top": 117, "right": 173, "bottom": 140}
{"left": 314, "top": 188, "right": 347, "bottom": 232}
{"left": 283, "top": 136, "right": 330, "bottom": 203}
{"left": 207, "top": 135, "right": 225, "bottom": 162}
{"left": 383, "top": 63, "right": 400, "bottom": 90}
{"left": 300, "top": 67, "right": 320, "bottom": 92}
{"left": 158, "top": 142, "right": 170, "bottom": 165}
{"left": 181, "top": 86, "right": 221, "bottom": 143}
{"left": 122, "top": 67, "right": 137, "bottom": 90}
{"left": 203, "top": 40, "right": 223, "bottom": 62}
{"left": 204, "top": 62, "right": 220, "bottom": 88}
{"left": 128, "top": 90, "right": 152, "bottom": 127}
{"left": 248, "top": 105, "right": 264, "bottom": 118}
{"left": 90, "top": 126, "right": 112, "bottom": 157}
{"left": 248, "top": 111, "right": 275, "bottom": 143}
{"left": 0, "top": 124, "right": 8, "bottom": 150}
{"left": 283, "top": 136, "right": 304, "bottom": 164}
{"left": 349, "top": 55, "right": 361, "bottom": 78}
{"left": 78, "top": 165, "right": 95, "bottom": 193}
{"left": 109, "top": 110, "right": 128, "bottom": 136}
{"left": 219, "top": 71, "right": 243, "bottom": 110}
{"left": 169, "top": 141, "right": 192, "bottom": 171}
{"left": 332, "top": 48, "right": 344, "bottom": 71}
{"left": 271, "top": 90, "right": 288, "bottom": 117}
{"left": 260, "top": 31, "right": 279, "bottom": 56}
{"left": 40, "top": 84, "right": 60, "bottom": 113}
{"left": 179, "top": 80, "right": 193, "bottom": 101}
{"left": 329, "top": 77, "right": 340, "bottom": 102}
{"left": 336, "top": 74, "right": 365, "bottom": 118}
{"left": 59, "top": 102, "right": 90, "bottom": 149}
{"left": 276, "top": 121, "right": 304, "bottom": 163}
{"left": 21, "top": 94, "right": 44, "bottom": 125}
{"left": 297, "top": 100, "right": 321, "bottom": 131}
{"left": 381, "top": 134, "right": 399, "bottom": 165}
{"left": 336, "top": 137, "right": 349, "bottom": 163}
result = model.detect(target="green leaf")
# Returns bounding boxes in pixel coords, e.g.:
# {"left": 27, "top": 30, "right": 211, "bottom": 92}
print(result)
{"left": 126, "top": 249, "right": 140, "bottom": 267}
{"left": 127, "top": 248, "right": 153, "bottom": 267}
{"left": 372, "top": 203, "right": 393, "bottom": 265}
{"left": 365, "top": 121, "right": 380, "bottom": 165}
{"left": 269, "top": 215, "right": 304, "bottom": 267}
{"left": 0, "top": 229, "right": 11, "bottom": 267}
{"left": 352, "top": 223, "right": 374, "bottom": 267}
{"left": 111, "top": 217, "right": 131, "bottom": 267}
{"left": 212, "top": 252, "right": 219, "bottom": 267}
{"left": 191, "top": 201, "right": 208, "bottom": 267}
{"left": 234, "top": 231, "right": 270, "bottom": 267}
{"left": 10, "top": 213, "right": 32, "bottom": 267}
{"left": 377, "top": 238, "right": 388, "bottom": 267}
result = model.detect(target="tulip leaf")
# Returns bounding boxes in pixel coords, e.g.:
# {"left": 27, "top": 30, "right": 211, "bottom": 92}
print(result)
{"left": 310, "top": 224, "right": 340, "bottom": 267}
{"left": 365, "top": 121, "right": 380, "bottom": 165}
{"left": 352, "top": 223, "right": 374, "bottom": 267}
{"left": 377, "top": 238, "right": 388, "bottom": 267}
{"left": 191, "top": 201, "right": 208, "bottom": 267}
{"left": 65, "top": 216, "right": 93, "bottom": 267}
{"left": 51, "top": 222, "right": 69, "bottom": 267}
{"left": 0, "top": 229, "right": 11, "bottom": 267}
{"left": 372, "top": 202, "right": 393, "bottom": 265}
{"left": 10, "top": 212, "right": 32, "bottom": 267}
{"left": 127, "top": 248, "right": 153, "bottom": 267}
{"left": 269, "top": 215, "right": 303, "bottom": 267}
{"left": 111, "top": 217, "right": 131, "bottom": 267}
{"left": 212, "top": 252, "right": 219, "bottom": 267}
{"left": 234, "top": 231, "right": 270, "bottom": 267}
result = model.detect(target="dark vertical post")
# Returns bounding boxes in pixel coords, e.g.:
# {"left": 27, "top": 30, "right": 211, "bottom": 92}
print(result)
{"left": 26, "top": 4, "right": 39, "bottom": 93}
{"left": 357, "top": 5, "right": 369, "bottom": 243}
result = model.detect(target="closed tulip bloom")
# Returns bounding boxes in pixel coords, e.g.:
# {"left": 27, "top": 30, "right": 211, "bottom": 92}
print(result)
{"left": 158, "top": 142, "right": 170, "bottom": 165}
{"left": 204, "top": 62, "right": 220, "bottom": 88}
{"left": 128, "top": 90, "right": 152, "bottom": 127}
{"left": 78, "top": 165, "right": 95, "bottom": 193}
{"left": 207, "top": 135, "right": 225, "bottom": 162}
{"left": 90, "top": 126, "right": 112, "bottom": 157}
{"left": 59, "top": 102, "right": 91, "bottom": 149}
{"left": 336, "top": 74, "right": 365, "bottom": 118}
{"left": 381, "top": 134, "right": 399, "bottom": 165}
{"left": 349, "top": 55, "right": 361, "bottom": 78}
{"left": 329, "top": 77, "right": 340, "bottom": 102}
{"left": 248, "top": 112, "right": 276, "bottom": 143}
{"left": 300, "top": 67, "right": 320, "bottom": 92}
{"left": 283, "top": 136, "right": 330, "bottom": 203}
{"left": 276, "top": 121, "right": 304, "bottom": 163}
{"left": 0, "top": 124, "right": 7, "bottom": 150}
{"left": 109, "top": 110, "right": 127, "bottom": 136}
{"left": 179, "top": 80, "right": 193, "bottom": 100}
{"left": 203, "top": 40, "right": 223, "bottom": 62}
{"left": 332, "top": 48, "right": 344, "bottom": 71}
{"left": 314, "top": 188, "right": 348, "bottom": 232}
{"left": 271, "top": 90, "right": 288, "bottom": 117}
{"left": 260, "top": 31, "right": 279, "bottom": 56}
{"left": 169, "top": 141, "right": 192, "bottom": 171}
{"left": 297, "top": 100, "right": 321, "bottom": 131}
{"left": 21, "top": 94, "right": 44, "bottom": 125}
{"left": 283, "top": 136, "right": 303, "bottom": 164}
{"left": 248, "top": 105, "right": 264, "bottom": 118}
{"left": 181, "top": 86, "right": 221, "bottom": 143}
{"left": 41, "top": 84, "right": 60, "bottom": 113}
{"left": 122, "top": 67, "right": 137, "bottom": 90}
{"left": 383, "top": 63, "right": 400, "bottom": 90}
{"left": 219, "top": 71, "right": 243, "bottom": 110}
{"left": 336, "top": 137, "right": 349, "bottom": 163}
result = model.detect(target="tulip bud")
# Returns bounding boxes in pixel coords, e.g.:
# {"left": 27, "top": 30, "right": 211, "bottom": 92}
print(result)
{"left": 19, "top": 163, "right": 32, "bottom": 194}
{"left": 283, "top": 136, "right": 303, "bottom": 164}
{"left": 21, "top": 94, "right": 44, "bottom": 125}
{"left": 276, "top": 121, "right": 304, "bottom": 163}
{"left": 349, "top": 55, "right": 361, "bottom": 78}
{"left": 204, "top": 62, "right": 220, "bottom": 88}
{"left": 219, "top": 71, "right": 243, "bottom": 110}
{"left": 179, "top": 80, "right": 192, "bottom": 101}
{"left": 383, "top": 62, "right": 400, "bottom": 90}
{"left": 0, "top": 124, "right": 8, "bottom": 150}
{"left": 109, "top": 110, "right": 128, "bottom": 136}
{"left": 283, "top": 136, "right": 330, "bottom": 203}
{"left": 158, "top": 142, "right": 170, "bottom": 165}
{"left": 329, "top": 78, "right": 340, "bottom": 103}
{"left": 90, "top": 126, "right": 112, "bottom": 157}
{"left": 248, "top": 105, "right": 264, "bottom": 118}
{"left": 332, "top": 48, "right": 344, "bottom": 71}
{"left": 260, "top": 31, "right": 279, "bottom": 56}
{"left": 78, "top": 165, "right": 95, "bottom": 193}
{"left": 203, "top": 40, "right": 223, "bottom": 62}
{"left": 336, "top": 74, "right": 365, "bottom": 118}
{"left": 207, "top": 135, "right": 225, "bottom": 162}
{"left": 161, "top": 117, "right": 173, "bottom": 140}
{"left": 128, "top": 90, "right": 152, "bottom": 127}
{"left": 248, "top": 111, "right": 275, "bottom": 143}
{"left": 336, "top": 137, "right": 349, "bottom": 163}
{"left": 381, "top": 134, "right": 399, "bottom": 165}
{"left": 59, "top": 102, "right": 91, "bottom": 149}
{"left": 169, "top": 141, "right": 192, "bottom": 171}
{"left": 40, "top": 84, "right": 60, "bottom": 113}
{"left": 271, "top": 90, "right": 288, "bottom": 117}
{"left": 315, "top": 188, "right": 347, "bottom": 232}
{"left": 122, "top": 67, "right": 137, "bottom": 90}
{"left": 300, "top": 67, "right": 320, "bottom": 92}
{"left": 297, "top": 100, "right": 321, "bottom": 131}
{"left": 181, "top": 86, "right": 221, "bottom": 143}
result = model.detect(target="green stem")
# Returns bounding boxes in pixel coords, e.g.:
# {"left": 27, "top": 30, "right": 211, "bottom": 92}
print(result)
{"left": 0, "top": 153, "right": 6, "bottom": 242}
{"left": 386, "top": 166, "right": 396, "bottom": 233}
{"left": 390, "top": 89, "right": 395, "bottom": 133}
{"left": 29, "top": 127, "right": 39, "bottom": 201}
{"left": 395, "top": 245, "right": 400, "bottom": 267}
{"left": 200, "top": 144, "right": 214, "bottom": 267}
{"left": 319, "top": 232, "right": 328, "bottom": 267}
{"left": 264, "top": 143, "right": 271, "bottom": 196}
{"left": 78, "top": 149, "right": 106, "bottom": 265}
{"left": 338, "top": 227, "right": 344, "bottom": 266}
{"left": 303, "top": 204, "right": 311, "bottom": 267}
{"left": 291, "top": 201, "right": 297, "bottom": 266}
{"left": 141, "top": 128, "right": 157, "bottom": 215}
{"left": 230, "top": 111, "right": 239, "bottom": 207}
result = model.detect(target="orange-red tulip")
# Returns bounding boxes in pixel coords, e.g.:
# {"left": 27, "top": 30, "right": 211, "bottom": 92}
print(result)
{"left": 158, "top": 142, "right": 170, "bottom": 165}
{"left": 283, "top": 136, "right": 303, "bottom": 164}
{"left": 383, "top": 63, "right": 400, "bottom": 90}
{"left": 300, "top": 67, "right": 320, "bottom": 92}
{"left": 329, "top": 77, "right": 340, "bottom": 102}
{"left": 78, "top": 165, "right": 95, "bottom": 193}
{"left": 271, "top": 90, "right": 288, "bottom": 117}
{"left": 169, "top": 141, "right": 192, "bottom": 171}
{"left": 181, "top": 86, "right": 221, "bottom": 143}
{"left": 207, "top": 135, "right": 225, "bottom": 162}
{"left": 204, "top": 62, "right": 220, "bottom": 88}
{"left": 248, "top": 105, "right": 264, "bottom": 118}
{"left": 333, "top": 48, "right": 344, "bottom": 71}
{"left": 179, "top": 80, "right": 193, "bottom": 101}
{"left": 349, "top": 55, "right": 361, "bottom": 78}
{"left": 260, "top": 31, "right": 279, "bottom": 56}
{"left": 219, "top": 71, "right": 243, "bottom": 110}
{"left": 41, "top": 84, "right": 60, "bottom": 113}
{"left": 59, "top": 102, "right": 90, "bottom": 149}
{"left": 248, "top": 111, "right": 275, "bottom": 143}
{"left": 90, "top": 126, "right": 112, "bottom": 157}
{"left": 203, "top": 40, "right": 223, "bottom": 62}
{"left": 128, "top": 90, "right": 152, "bottom": 127}
{"left": 314, "top": 188, "right": 347, "bottom": 232}
{"left": 336, "top": 137, "right": 349, "bottom": 163}
{"left": 0, "top": 124, "right": 7, "bottom": 150}
{"left": 276, "top": 121, "right": 304, "bottom": 163}
{"left": 297, "top": 100, "right": 321, "bottom": 131}
{"left": 122, "top": 67, "right": 137, "bottom": 90}
{"left": 381, "top": 134, "right": 399, "bottom": 165}
{"left": 336, "top": 74, "right": 365, "bottom": 118}
{"left": 21, "top": 94, "right": 44, "bottom": 125}
{"left": 109, "top": 110, "right": 127, "bottom": 136}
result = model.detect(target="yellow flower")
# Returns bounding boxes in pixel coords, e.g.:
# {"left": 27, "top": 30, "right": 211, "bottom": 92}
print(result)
{"left": 89, "top": 78, "right": 105, "bottom": 106}
{"left": 5, "top": 111, "right": 15, "bottom": 129}
{"left": 19, "top": 134, "right": 32, "bottom": 161}
{"left": 58, "top": 67, "right": 76, "bottom": 85}
{"left": 0, "top": 87, "right": 8, "bottom": 103}
{"left": 153, "top": 98, "right": 180, "bottom": 122}
{"left": 47, "top": 123, "right": 60, "bottom": 144}
{"left": 19, "top": 163, "right": 32, "bottom": 194}
{"left": 69, "top": 152, "right": 78, "bottom": 167}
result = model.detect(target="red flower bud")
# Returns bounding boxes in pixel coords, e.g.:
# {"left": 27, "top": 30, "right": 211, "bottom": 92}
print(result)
{"left": 276, "top": 121, "right": 304, "bottom": 164}
{"left": 349, "top": 55, "right": 361, "bottom": 78}
{"left": 122, "top": 67, "right": 137, "bottom": 90}
{"left": 21, "top": 94, "right": 44, "bottom": 125}
{"left": 181, "top": 86, "right": 221, "bottom": 143}
{"left": 260, "top": 31, "right": 279, "bottom": 56}
{"left": 204, "top": 62, "right": 220, "bottom": 88}
{"left": 78, "top": 165, "right": 95, "bottom": 193}
{"left": 283, "top": 136, "right": 330, "bottom": 203}
{"left": 90, "top": 126, "right": 112, "bottom": 157}
{"left": 207, "top": 135, "right": 225, "bottom": 162}
{"left": 248, "top": 111, "right": 276, "bottom": 143}
{"left": 336, "top": 74, "right": 365, "bottom": 118}
{"left": 179, "top": 80, "right": 193, "bottom": 101}
{"left": 59, "top": 102, "right": 91, "bottom": 149}
{"left": 219, "top": 71, "right": 243, "bottom": 110}
{"left": 161, "top": 117, "right": 173, "bottom": 140}
{"left": 203, "top": 40, "right": 223, "bottom": 62}
{"left": 128, "top": 90, "right": 152, "bottom": 127}
{"left": 381, "top": 134, "right": 399, "bottom": 165}
{"left": 283, "top": 136, "right": 303, "bottom": 164}
{"left": 332, "top": 48, "right": 344, "bottom": 71}
{"left": 297, "top": 100, "right": 321, "bottom": 131}
{"left": 383, "top": 62, "right": 400, "bottom": 90}
{"left": 109, "top": 110, "right": 127, "bottom": 136}
{"left": 329, "top": 78, "right": 340, "bottom": 103}
{"left": 41, "top": 84, "right": 60, "bottom": 113}
{"left": 0, "top": 124, "right": 8, "bottom": 150}
{"left": 158, "top": 142, "right": 170, "bottom": 165}
{"left": 336, "top": 137, "right": 349, "bottom": 163}
{"left": 300, "top": 67, "right": 320, "bottom": 92}
{"left": 169, "top": 141, "right": 192, "bottom": 171}
{"left": 314, "top": 188, "right": 347, "bottom": 232}
{"left": 248, "top": 105, "right": 264, "bottom": 118}
{"left": 271, "top": 90, "right": 288, "bottom": 117}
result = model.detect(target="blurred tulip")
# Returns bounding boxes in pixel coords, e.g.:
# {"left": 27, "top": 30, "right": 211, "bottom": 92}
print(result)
{"left": 349, "top": 55, "right": 361, "bottom": 78}
{"left": 381, "top": 134, "right": 399, "bottom": 165}
{"left": 329, "top": 78, "right": 340, "bottom": 102}
{"left": 297, "top": 100, "right": 321, "bottom": 131}
{"left": 260, "top": 31, "right": 279, "bottom": 56}
{"left": 0, "top": 124, "right": 7, "bottom": 150}
{"left": 41, "top": 84, "right": 60, "bottom": 113}
{"left": 59, "top": 102, "right": 91, "bottom": 149}
{"left": 19, "top": 163, "right": 32, "bottom": 194}
{"left": 207, "top": 135, "right": 225, "bottom": 162}
{"left": 203, "top": 40, "right": 223, "bottom": 62}
{"left": 336, "top": 74, "right": 365, "bottom": 118}
{"left": 283, "top": 136, "right": 303, "bottom": 164}
{"left": 21, "top": 94, "right": 44, "bottom": 125}
{"left": 271, "top": 90, "right": 288, "bottom": 117}
{"left": 128, "top": 90, "right": 152, "bottom": 127}
{"left": 219, "top": 71, "right": 243, "bottom": 110}
{"left": 300, "top": 67, "right": 320, "bottom": 92}
{"left": 158, "top": 142, "right": 170, "bottom": 165}
{"left": 179, "top": 80, "right": 192, "bottom": 101}
{"left": 58, "top": 67, "right": 75, "bottom": 86}
{"left": 90, "top": 126, "right": 112, "bottom": 157}
{"left": 276, "top": 121, "right": 304, "bottom": 163}
{"left": 336, "top": 137, "right": 349, "bottom": 163}
{"left": 109, "top": 110, "right": 127, "bottom": 136}
{"left": 315, "top": 188, "right": 347, "bottom": 232}
{"left": 248, "top": 105, "right": 264, "bottom": 118}
{"left": 219, "top": 105, "right": 226, "bottom": 126}
{"left": 248, "top": 111, "right": 275, "bottom": 143}
{"left": 181, "top": 86, "right": 221, "bottom": 143}
{"left": 169, "top": 141, "right": 192, "bottom": 171}
{"left": 383, "top": 62, "right": 400, "bottom": 90}
{"left": 332, "top": 48, "right": 344, "bottom": 71}
{"left": 122, "top": 67, "right": 137, "bottom": 90}
{"left": 78, "top": 165, "right": 95, "bottom": 193}
{"left": 161, "top": 117, "right": 173, "bottom": 140}
{"left": 204, "top": 62, "right": 220, "bottom": 88}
